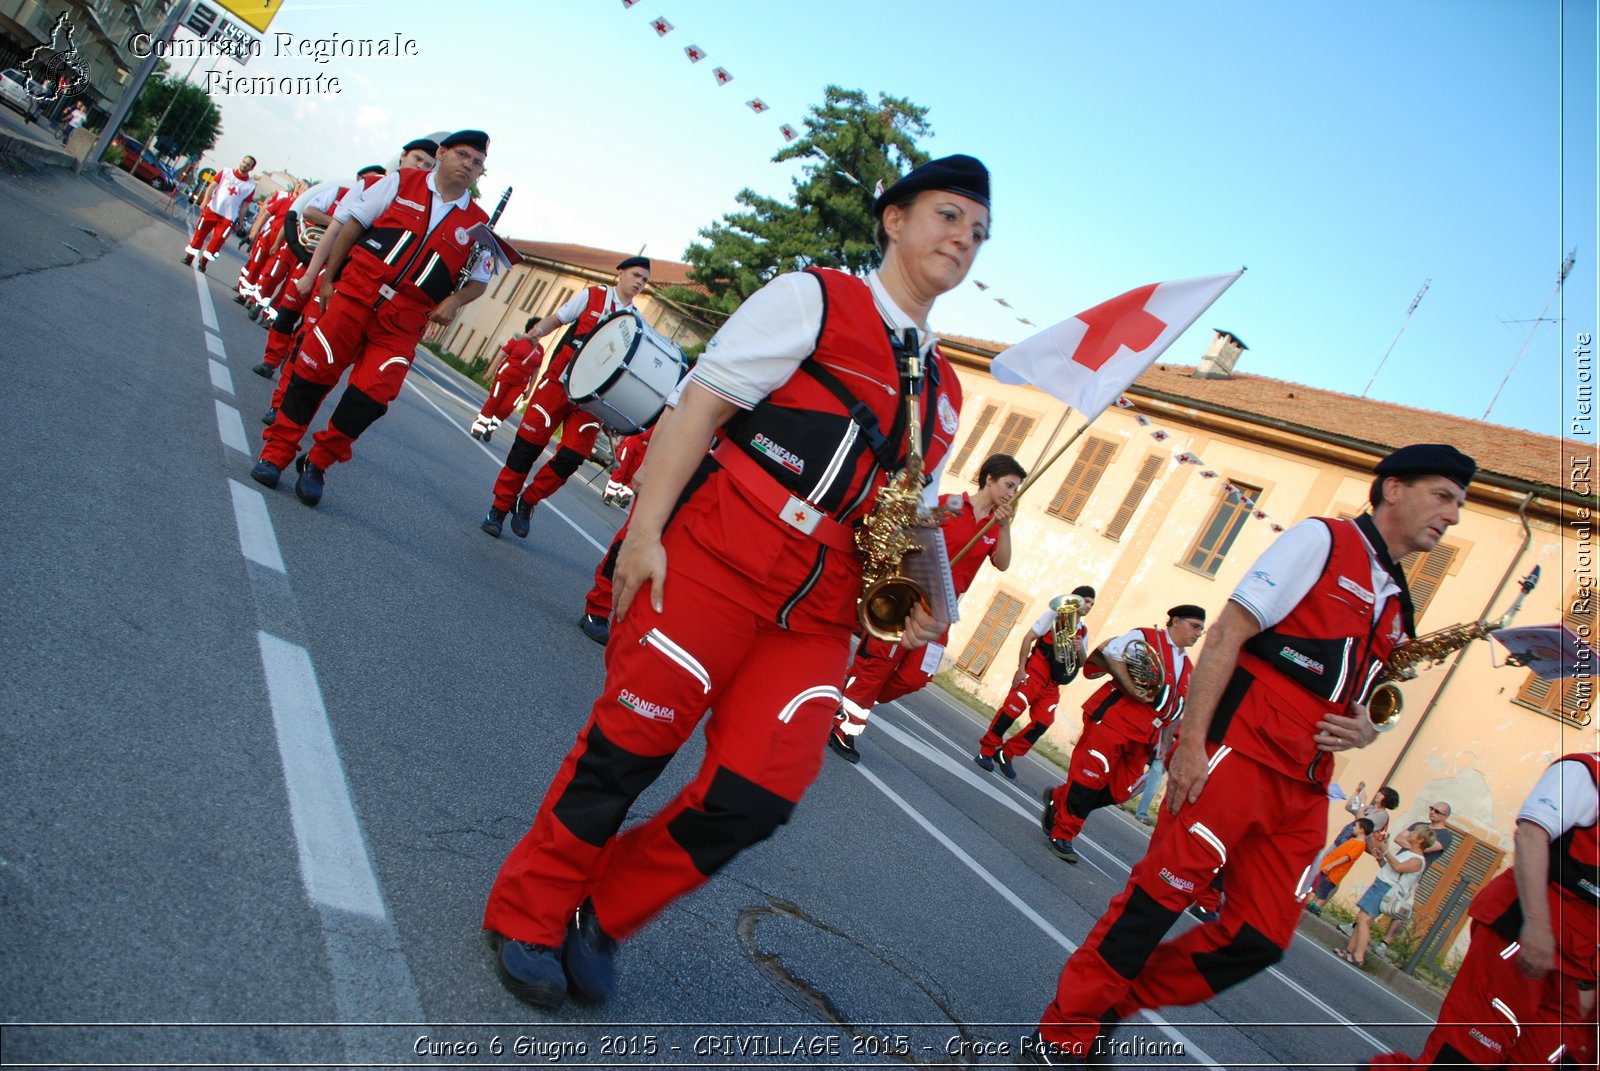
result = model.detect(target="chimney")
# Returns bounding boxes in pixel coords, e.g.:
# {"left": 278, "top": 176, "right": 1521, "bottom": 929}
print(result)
{"left": 1194, "top": 329, "right": 1248, "bottom": 380}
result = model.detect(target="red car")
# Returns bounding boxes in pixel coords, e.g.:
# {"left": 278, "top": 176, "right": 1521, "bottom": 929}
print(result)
{"left": 109, "top": 135, "right": 177, "bottom": 191}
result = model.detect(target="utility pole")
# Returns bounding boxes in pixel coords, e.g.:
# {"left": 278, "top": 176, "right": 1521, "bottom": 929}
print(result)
{"left": 1361, "top": 279, "right": 1430, "bottom": 397}
{"left": 1483, "top": 248, "right": 1577, "bottom": 421}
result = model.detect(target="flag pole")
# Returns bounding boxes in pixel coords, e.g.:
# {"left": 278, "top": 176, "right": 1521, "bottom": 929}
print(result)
{"left": 948, "top": 417, "right": 1094, "bottom": 565}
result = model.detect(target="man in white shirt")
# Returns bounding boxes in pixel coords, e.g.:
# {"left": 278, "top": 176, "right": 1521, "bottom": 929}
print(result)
{"left": 183, "top": 155, "right": 256, "bottom": 272}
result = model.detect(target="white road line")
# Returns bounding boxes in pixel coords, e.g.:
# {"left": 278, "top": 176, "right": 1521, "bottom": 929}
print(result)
{"left": 194, "top": 270, "right": 217, "bottom": 330}
{"left": 209, "top": 358, "right": 234, "bottom": 395}
{"left": 227, "top": 478, "right": 285, "bottom": 572}
{"left": 404, "top": 376, "right": 609, "bottom": 555}
{"left": 206, "top": 331, "right": 225, "bottom": 358}
{"left": 215, "top": 400, "right": 249, "bottom": 455}
{"left": 256, "top": 631, "right": 388, "bottom": 921}
{"left": 854, "top": 764, "right": 1223, "bottom": 1069}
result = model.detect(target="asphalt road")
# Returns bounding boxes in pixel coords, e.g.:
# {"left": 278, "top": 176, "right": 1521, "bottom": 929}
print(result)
{"left": 0, "top": 167, "right": 1440, "bottom": 1070}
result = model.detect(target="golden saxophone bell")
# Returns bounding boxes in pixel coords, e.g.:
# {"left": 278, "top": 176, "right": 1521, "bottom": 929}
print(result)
{"left": 1367, "top": 683, "right": 1403, "bottom": 732}
{"left": 859, "top": 569, "right": 930, "bottom": 644}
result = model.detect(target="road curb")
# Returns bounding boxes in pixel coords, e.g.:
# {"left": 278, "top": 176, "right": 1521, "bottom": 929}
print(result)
{"left": 0, "top": 129, "right": 77, "bottom": 170}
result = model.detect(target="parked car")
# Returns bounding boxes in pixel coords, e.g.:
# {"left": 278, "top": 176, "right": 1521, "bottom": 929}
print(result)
{"left": 109, "top": 134, "right": 177, "bottom": 191}
{"left": 0, "top": 68, "right": 43, "bottom": 122}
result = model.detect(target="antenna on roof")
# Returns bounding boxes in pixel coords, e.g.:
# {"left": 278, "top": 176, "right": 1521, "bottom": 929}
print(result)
{"left": 1482, "top": 247, "right": 1576, "bottom": 421}
{"left": 1360, "top": 278, "right": 1430, "bottom": 398}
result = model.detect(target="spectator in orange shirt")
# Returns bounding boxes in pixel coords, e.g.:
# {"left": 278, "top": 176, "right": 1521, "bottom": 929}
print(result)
{"left": 1305, "top": 817, "right": 1374, "bottom": 915}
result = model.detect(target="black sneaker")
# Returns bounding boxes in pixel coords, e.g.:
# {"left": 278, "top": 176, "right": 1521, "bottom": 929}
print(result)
{"left": 492, "top": 933, "right": 567, "bottom": 1011}
{"left": 1040, "top": 787, "right": 1056, "bottom": 836}
{"left": 1049, "top": 838, "right": 1079, "bottom": 864}
{"left": 261, "top": 406, "right": 277, "bottom": 425}
{"left": 827, "top": 725, "right": 860, "bottom": 764}
{"left": 249, "top": 459, "right": 282, "bottom": 489}
{"left": 182, "top": 253, "right": 194, "bottom": 266}
{"left": 562, "top": 900, "right": 618, "bottom": 1003}
{"left": 294, "top": 455, "right": 325, "bottom": 507}
{"left": 510, "top": 498, "right": 533, "bottom": 538}
{"left": 995, "top": 752, "right": 1018, "bottom": 780}
{"left": 973, "top": 752, "right": 995, "bottom": 772}
{"left": 252, "top": 361, "right": 275, "bottom": 378}
{"left": 1188, "top": 904, "right": 1219, "bottom": 923}
{"left": 196, "top": 258, "right": 208, "bottom": 274}
{"left": 578, "top": 613, "right": 610, "bottom": 646}
{"left": 482, "top": 429, "right": 494, "bottom": 443}
{"left": 481, "top": 507, "right": 506, "bottom": 538}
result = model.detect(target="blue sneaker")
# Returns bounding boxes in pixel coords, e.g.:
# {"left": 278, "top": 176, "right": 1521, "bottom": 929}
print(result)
{"left": 562, "top": 901, "right": 618, "bottom": 1003}
{"left": 492, "top": 933, "right": 567, "bottom": 1010}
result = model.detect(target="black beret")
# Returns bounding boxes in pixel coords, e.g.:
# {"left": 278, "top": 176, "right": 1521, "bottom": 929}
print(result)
{"left": 873, "top": 153, "right": 990, "bottom": 218}
{"left": 616, "top": 256, "right": 651, "bottom": 272}
{"left": 401, "top": 138, "right": 438, "bottom": 157}
{"left": 440, "top": 129, "right": 489, "bottom": 153}
{"left": 356, "top": 164, "right": 386, "bottom": 178}
{"left": 1071, "top": 585, "right": 1098, "bottom": 600}
{"left": 1168, "top": 605, "right": 1207, "bottom": 622}
{"left": 1374, "top": 444, "right": 1476, "bottom": 489}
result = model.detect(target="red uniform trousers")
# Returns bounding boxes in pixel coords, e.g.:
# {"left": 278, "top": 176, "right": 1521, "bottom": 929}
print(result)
{"left": 612, "top": 430, "right": 651, "bottom": 487}
{"left": 979, "top": 660, "right": 1060, "bottom": 761}
{"left": 261, "top": 270, "right": 318, "bottom": 370}
{"left": 254, "top": 244, "right": 299, "bottom": 310}
{"left": 489, "top": 374, "right": 602, "bottom": 511}
{"left": 483, "top": 557, "right": 849, "bottom": 946}
{"left": 260, "top": 289, "right": 429, "bottom": 470}
{"left": 240, "top": 221, "right": 283, "bottom": 292}
{"left": 186, "top": 209, "right": 235, "bottom": 260}
{"left": 1368, "top": 920, "right": 1594, "bottom": 1069}
{"left": 1046, "top": 721, "right": 1152, "bottom": 840}
{"left": 583, "top": 518, "right": 629, "bottom": 619}
{"left": 1038, "top": 745, "right": 1326, "bottom": 1054}
{"left": 838, "top": 636, "right": 939, "bottom": 730}
{"left": 477, "top": 364, "right": 535, "bottom": 423}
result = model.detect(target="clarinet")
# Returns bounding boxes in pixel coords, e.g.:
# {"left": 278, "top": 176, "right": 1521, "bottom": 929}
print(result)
{"left": 456, "top": 186, "right": 512, "bottom": 292}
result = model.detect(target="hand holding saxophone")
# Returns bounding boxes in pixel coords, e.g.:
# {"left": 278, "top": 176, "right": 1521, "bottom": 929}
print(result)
{"left": 896, "top": 600, "right": 946, "bottom": 651}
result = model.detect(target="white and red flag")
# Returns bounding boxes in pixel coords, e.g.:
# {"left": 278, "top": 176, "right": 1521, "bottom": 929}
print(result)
{"left": 620, "top": 0, "right": 638, "bottom": 7}
{"left": 747, "top": 98, "right": 768, "bottom": 113}
{"left": 650, "top": 16, "right": 673, "bottom": 35}
{"left": 779, "top": 124, "right": 798, "bottom": 142}
{"left": 712, "top": 66, "right": 733, "bottom": 86}
{"left": 684, "top": 44, "right": 705, "bottom": 62}
{"left": 991, "top": 271, "right": 1243, "bottom": 420}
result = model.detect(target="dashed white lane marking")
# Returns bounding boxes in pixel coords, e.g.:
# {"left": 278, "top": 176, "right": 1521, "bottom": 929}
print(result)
{"left": 404, "top": 375, "right": 608, "bottom": 555}
{"left": 256, "top": 630, "right": 387, "bottom": 920}
{"left": 209, "top": 358, "right": 233, "bottom": 394}
{"left": 854, "top": 763, "right": 1222, "bottom": 1069}
{"left": 227, "top": 478, "right": 285, "bottom": 572}
{"left": 215, "top": 400, "right": 248, "bottom": 455}
{"left": 194, "top": 270, "right": 217, "bottom": 330}
{"left": 206, "top": 331, "right": 225, "bottom": 357}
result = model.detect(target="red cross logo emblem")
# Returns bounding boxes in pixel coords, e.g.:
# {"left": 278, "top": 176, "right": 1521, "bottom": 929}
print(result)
{"left": 790, "top": 509, "right": 808, "bottom": 523}
{"left": 1071, "top": 284, "right": 1166, "bottom": 372}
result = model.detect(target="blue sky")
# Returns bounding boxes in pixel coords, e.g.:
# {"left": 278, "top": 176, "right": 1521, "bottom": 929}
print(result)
{"left": 193, "top": 0, "right": 1595, "bottom": 439}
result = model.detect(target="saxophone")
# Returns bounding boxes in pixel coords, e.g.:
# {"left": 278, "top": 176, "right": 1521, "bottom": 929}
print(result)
{"left": 1367, "top": 567, "right": 1540, "bottom": 731}
{"left": 856, "top": 334, "right": 931, "bottom": 644}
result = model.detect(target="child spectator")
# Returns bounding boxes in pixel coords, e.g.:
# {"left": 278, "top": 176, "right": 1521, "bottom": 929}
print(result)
{"left": 1306, "top": 817, "right": 1375, "bottom": 915}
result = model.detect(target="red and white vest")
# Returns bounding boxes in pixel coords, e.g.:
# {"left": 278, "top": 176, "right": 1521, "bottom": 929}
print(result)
{"left": 208, "top": 168, "right": 256, "bottom": 219}
{"left": 342, "top": 168, "right": 489, "bottom": 309}
{"left": 1082, "top": 626, "right": 1191, "bottom": 741}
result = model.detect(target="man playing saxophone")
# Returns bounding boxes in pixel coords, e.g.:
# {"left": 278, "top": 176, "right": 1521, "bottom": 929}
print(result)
{"left": 1022, "top": 443, "right": 1475, "bottom": 1067}
{"left": 1038, "top": 605, "right": 1202, "bottom": 860}
{"left": 974, "top": 585, "right": 1098, "bottom": 779}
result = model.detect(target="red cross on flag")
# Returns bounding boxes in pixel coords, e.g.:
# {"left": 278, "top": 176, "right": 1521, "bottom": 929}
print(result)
{"left": 712, "top": 66, "right": 733, "bottom": 85}
{"left": 684, "top": 44, "right": 704, "bottom": 62}
{"left": 650, "top": 16, "right": 674, "bottom": 35}
{"left": 779, "top": 124, "right": 797, "bottom": 141}
{"left": 747, "top": 98, "right": 768, "bottom": 113}
{"left": 990, "top": 271, "right": 1243, "bottom": 419}
{"left": 1151, "top": 430, "right": 1170, "bottom": 441}
{"left": 620, "top": 0, "right": 638, "bottom": 7}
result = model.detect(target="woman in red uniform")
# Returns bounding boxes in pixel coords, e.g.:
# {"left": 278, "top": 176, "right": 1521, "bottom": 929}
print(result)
{"left": 483, "top": 154, "right": 992, "bottom": 1010}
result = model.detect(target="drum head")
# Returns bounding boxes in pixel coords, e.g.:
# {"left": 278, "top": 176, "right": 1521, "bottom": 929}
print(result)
{"left": 564, "top": 312, "right": 640, "bottom": 400}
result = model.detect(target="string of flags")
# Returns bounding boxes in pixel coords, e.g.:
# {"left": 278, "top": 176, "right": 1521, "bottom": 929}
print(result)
{"left": 1112, "top": 397, "right": 1286, "bottom": 532}
{"left": 614, "top": 0, "right": 1038, "bottom": 329}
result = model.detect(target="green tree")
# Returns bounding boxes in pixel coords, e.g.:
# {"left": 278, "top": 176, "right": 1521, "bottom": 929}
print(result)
{"left": 129, "top": 65, "right": 223, "bottom": 159}
{"left": 663, "top": 85, "right": 932, "bottom": 315}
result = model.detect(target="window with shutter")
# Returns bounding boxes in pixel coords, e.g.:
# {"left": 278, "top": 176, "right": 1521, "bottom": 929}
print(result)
{"left": 955, "top": 591, "right": 1026, "bottom": 678}
{"left": 1400, "top": 543, "right": 1458, "bottom": 622}
{"left": 1412, "top": 834, "right": 1505, "bottom": 952}
{"left": 1184, "top": 482, "right": 1263, "bottom": 576}
{"left": 1103, "top": 453, "right": 1164, "bottom": 540}
{"left": 1045, "top": 436, "right": 1117, "bottom": 523}
{"left": 950, "top": 403, "right": 998, "bottom": 475}
{"left": 521, "top": 278, "right": 549, "bottom": 313}
{"left": 1513, "top": 587, "right": 1596, "bottom": 726}
{"left": 988, "top": 411, "right": 1037, "bottom": 462}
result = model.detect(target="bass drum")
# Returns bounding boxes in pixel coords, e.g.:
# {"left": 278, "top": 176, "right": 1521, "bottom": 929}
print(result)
{"left": 562, "top": 310, "right": 687, "bottom": 434}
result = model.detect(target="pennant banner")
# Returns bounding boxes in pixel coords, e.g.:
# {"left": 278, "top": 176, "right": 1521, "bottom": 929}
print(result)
{"left": 650, "top": 16, "right": 673, "bottom": 35}
{"left": 684, "top": 44, "right": 704, "bottom": 62}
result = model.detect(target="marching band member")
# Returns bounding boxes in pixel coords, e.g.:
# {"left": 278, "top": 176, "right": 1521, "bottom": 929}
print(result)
{"left": 250, "top": 131, "right": 492, "bottom": 506}
{"left": 1038, "top": 606, "right": 1201, "bottom": 863}
{"left": 483, "top": 154, "right": 990, "bottom": 1011}
{"left": 470, "top": 320, "right": 545, "bottom": 444}
{"left": 235, "top": 180, "right": 301, "bottom": 304}
{"left": 182, "top": 155, "right": 256, "bottom": 273}
{"left": 826, "top": 452, "right": 1024, "bottom": 763}
{"left": 481, "top": 257, "right": 651, "bottom": 538}
{"left": 973, "top": 584, "right": 1097, "bottom": 778}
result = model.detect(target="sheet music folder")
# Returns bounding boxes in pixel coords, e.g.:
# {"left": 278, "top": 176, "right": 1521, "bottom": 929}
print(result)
{"left": 902, "top": 527, "right": 960, "bottom": 625}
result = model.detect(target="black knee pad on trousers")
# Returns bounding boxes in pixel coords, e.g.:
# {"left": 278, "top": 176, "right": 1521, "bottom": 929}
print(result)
{"left": 546, "top": 445, "right": 585, "bottom": 481}
{"left": 280, "top": 373, "right": 335, "bottom": 426}
{"left": 600, "top": 534, "right": 622, "bottom": 582}
{"left": 270, "top": 307, "right": 302, "bottom": 335}
{"left": 1021, "top": 722, "right": 1048, "bottom": 745}
{"left": 1192, "top": 922, "right": 1283, "bottom": 995}
{"left": 1098, "top": 885, "right": 1184, "bottom": 980}
{"left": 1065, "top": 781, "right": 1114, "bottom": 819}
{"left": 1426, "top": 1043, "right": 1475, "bottom": 1067}
{"left": 503, "top": 434, "right": 544, "bottom": 476}
{"left": 552, "top": 723, "right": 674, "bottom": 847}
{"left": 988, "top": 713, "right": 1017, "bottom": 739}
{"left": 667, "top": 767, "right": 795, "bottom": 877}
{"left": 328, "top": 386, "right": 388, "bottom": 441}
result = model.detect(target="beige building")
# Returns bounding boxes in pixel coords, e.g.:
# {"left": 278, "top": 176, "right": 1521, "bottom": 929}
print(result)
{"left": 428, "top": 241, "right": 717, "bottom": 366}
{"left": 932, "top": 328, "right": 1594, "bottom": 939}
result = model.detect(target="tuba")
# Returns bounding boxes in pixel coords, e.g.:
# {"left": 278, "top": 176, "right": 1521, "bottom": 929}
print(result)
{"left": 1050, "top": 595, "right": 1084, "bottom": 676}
{"left": 856, "top": 332, "right": 931, "bottom": 644}
{"left": 1367, "top": 567, "right": 1539, "bottom": 731}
